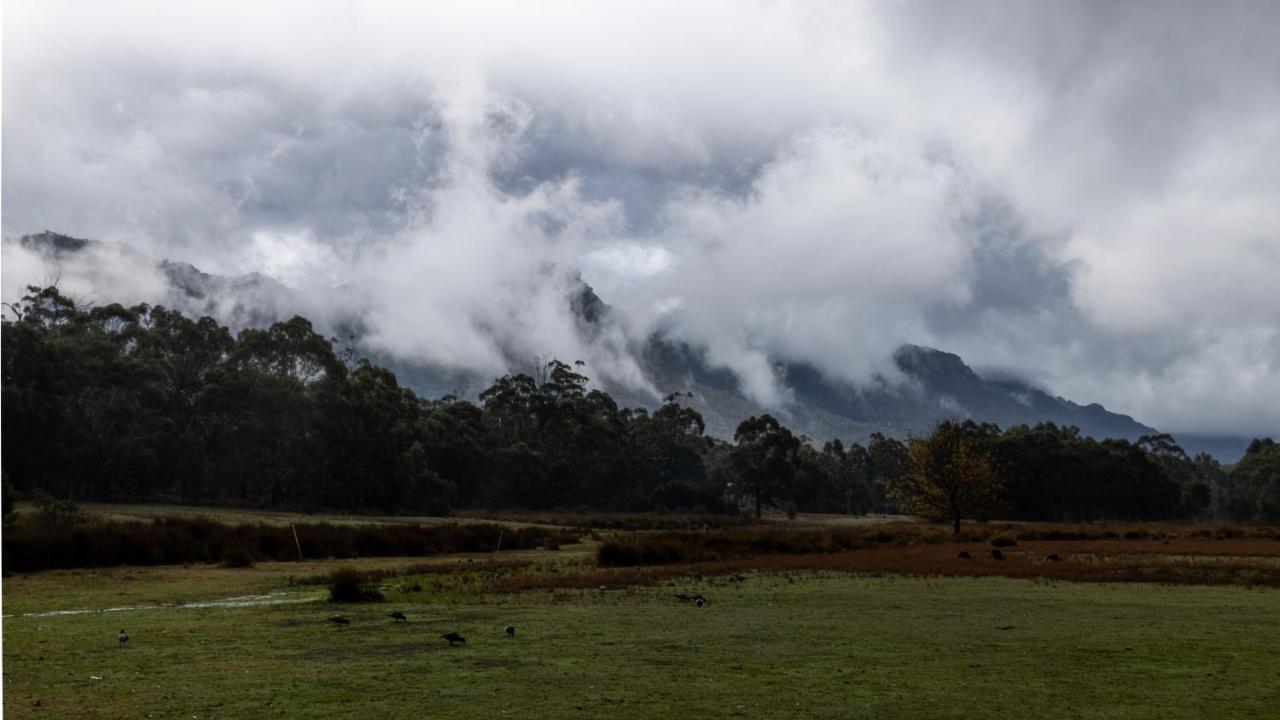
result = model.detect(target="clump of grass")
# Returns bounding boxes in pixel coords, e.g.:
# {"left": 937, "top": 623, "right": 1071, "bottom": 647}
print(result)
{"left": 329, "top": 567, "right": 385, "bottom": 602}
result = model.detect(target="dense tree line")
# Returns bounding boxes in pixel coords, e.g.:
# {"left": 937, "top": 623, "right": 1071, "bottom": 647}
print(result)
{"left": 3, "top": 287, "right": 1275, "bottom": 521}
{"left": 1, "top": 287, "right": 726, "bottom": 514}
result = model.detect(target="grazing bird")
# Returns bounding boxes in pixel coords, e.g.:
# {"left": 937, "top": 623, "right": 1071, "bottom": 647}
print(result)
{"left": 118, "top": 630, "right": 128, "bottom": 647}
{"left": 1047, "top": 553, "right": 1061, "bottom": 562}
{"left": 387, "top": 611, "right": 407, "bottom": 623}
{"left": 328, "top": 615, "right": 350, "bottom": 626}
{"left": 958, "top": 551, "right": 973, "bottom": 559}
{"left": 990, "top": 549, "right": 1005, "bottom": 560}
{"left": 505, "top": 625, "right": 516, "bottom": 637}
{"left": 410, "top": 583, "right": 423, "bottom": 593}
{"left": 695, "top": 598, "right": 705, "bottom": 608}
{"left": 441, "top": 631, "right": 466, "bottom": 646}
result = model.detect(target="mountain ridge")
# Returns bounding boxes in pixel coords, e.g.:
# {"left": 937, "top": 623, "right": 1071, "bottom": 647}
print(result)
{"left": 9, "top": 230, "right": 1248, "bottom": 460}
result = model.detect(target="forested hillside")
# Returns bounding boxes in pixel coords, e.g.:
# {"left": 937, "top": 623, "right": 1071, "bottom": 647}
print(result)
{"left": 8, "top": 232, "right": 1200, "bottom": 457}
{"left": 3, "top": 286, "right": 1276, "bottom": 521}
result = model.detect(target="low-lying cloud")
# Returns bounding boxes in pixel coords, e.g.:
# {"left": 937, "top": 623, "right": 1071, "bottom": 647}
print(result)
{"left": 3, "top": 0, "right": 1278, "bottom": 436}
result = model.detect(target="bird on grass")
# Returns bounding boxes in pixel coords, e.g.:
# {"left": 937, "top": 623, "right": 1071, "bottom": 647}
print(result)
{"left": 1047, "top": 553, "right": 1061, "bottom": 562}
{"left": 328, "top": 615, "right": 350, "bottom": 626}
{"left": 387, "top": 611, "right": 408, "bottom": 623}
{"left": 118, "top": 630, "right": 128, "bottom": 647}
{"left": 990, "top": 549, "right": 1005, "bottom": 560}
{"left": 505, "top": 624, "right": 516, "bottom": 637}
{"left": 441, "top": 631, "right": 466, "bottom": 646}
{"left": 695, "top": 598, "right": 706, "bottom": 608}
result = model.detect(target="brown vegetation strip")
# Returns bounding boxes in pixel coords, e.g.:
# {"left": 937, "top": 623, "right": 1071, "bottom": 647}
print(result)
{"left": 494, "top": 537, "right": 1280, "bottom": 592}
{"left": 593, "top": 522, "right": 1280, "bottom": 567}
{"left": 1, "top": 517, "right": 579, "bottom": 572}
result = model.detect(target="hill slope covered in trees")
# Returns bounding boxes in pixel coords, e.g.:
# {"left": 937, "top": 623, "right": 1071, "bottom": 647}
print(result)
{"left": 4, "top": 285, "right": 1276, "bottom": 522}
{"left": 5, "top": 232, "right": 1209, "bottom": 457}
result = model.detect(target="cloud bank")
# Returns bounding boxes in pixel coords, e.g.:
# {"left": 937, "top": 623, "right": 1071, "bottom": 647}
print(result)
{"left": 3, "top": 0, "right": 1278, "bottom": 435}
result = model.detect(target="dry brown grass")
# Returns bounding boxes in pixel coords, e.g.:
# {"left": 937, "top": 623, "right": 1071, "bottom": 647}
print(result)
{"left": 492, "top": 539, "right": 1280, "bottom": 591}
{"left": 503, "top": 522, "right": 1280, "bottom": 591}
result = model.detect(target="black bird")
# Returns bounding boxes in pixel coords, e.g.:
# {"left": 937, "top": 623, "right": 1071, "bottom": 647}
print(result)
{"left": 387, "top": 611, "right": 407, "bottom": 622}
{"left": 958, "top": 551, "right": 973, "bottom": 559}
{"left": 695, "top": 598, "right": 705, "bottom": 608}
{"left": 505, "top": 624, "right": 516, "bottom": 637}
{"left": 410, "top": 583, "right": 423, "bottom": 592}
{"left": 990, "top": 549, "right": 1005, "bottom": 560}
{"left": 329, "top": 615, "right": 350, "bottom": 626}
{"left": 1047, "top": 553, "right": 1061, "bottom": 562}
{"left": 441, "top": 631, "right": 466, "bottom": 645}
{"left": 117, "top": 630, "right": 128, "bottom": 647}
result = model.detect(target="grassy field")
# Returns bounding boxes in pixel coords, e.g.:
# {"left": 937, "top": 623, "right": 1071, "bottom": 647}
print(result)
{"left": 5, "top": 552, "right": 1279, "bottom": 719}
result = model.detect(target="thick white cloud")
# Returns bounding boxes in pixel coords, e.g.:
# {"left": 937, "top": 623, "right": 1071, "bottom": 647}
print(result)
{"left": 3, "top": 0, "right": 1278, "bottom": 435}
{"left": 613, "top": 128, "right": 973, "bottom": 405}
{"left": 1, "top": 241, "right": 170, "bottom": 309}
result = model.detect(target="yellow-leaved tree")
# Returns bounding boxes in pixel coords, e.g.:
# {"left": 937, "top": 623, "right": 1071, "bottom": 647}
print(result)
{"left": 889, "top": 420, "right": 1005, "bottom": 535}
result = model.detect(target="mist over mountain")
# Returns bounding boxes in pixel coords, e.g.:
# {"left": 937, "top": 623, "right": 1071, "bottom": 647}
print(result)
{"left": 5, "top": 1, "right": 1279, "bottom": 448}
{"left": 15, "top": 231, "right": 1242, "bottom": 457}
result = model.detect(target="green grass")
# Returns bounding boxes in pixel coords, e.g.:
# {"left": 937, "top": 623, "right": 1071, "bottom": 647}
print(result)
{"left": 5, "top": 565, "right": 1279, "bottom": 719}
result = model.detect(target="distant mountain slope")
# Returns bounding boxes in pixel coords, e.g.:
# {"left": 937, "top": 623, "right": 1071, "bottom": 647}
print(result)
{"left": 9, "top": 231, "right": 299, "bottom": 331}
{"left": 634, "top": 334, "right": 1155, "bottom": 445}
{"left": 10, "top": 230, "right": 1242, "bottom": 458}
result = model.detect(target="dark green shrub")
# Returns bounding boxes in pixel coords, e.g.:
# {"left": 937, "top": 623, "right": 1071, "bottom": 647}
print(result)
{"left": 222, "top": 546, "right": 256, "bottom": 568}
{"left": 329, "top": 568, "right": 384, "bottom": 602}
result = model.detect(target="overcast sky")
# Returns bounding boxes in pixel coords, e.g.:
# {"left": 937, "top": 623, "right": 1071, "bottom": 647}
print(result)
{"left": 4, "top": 0, "right": 1279, "bottom": 436}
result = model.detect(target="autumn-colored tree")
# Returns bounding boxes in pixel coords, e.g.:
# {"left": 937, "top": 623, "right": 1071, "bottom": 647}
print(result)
{"left": 889, "top": 421, "right": 1004, "bottom": 534}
